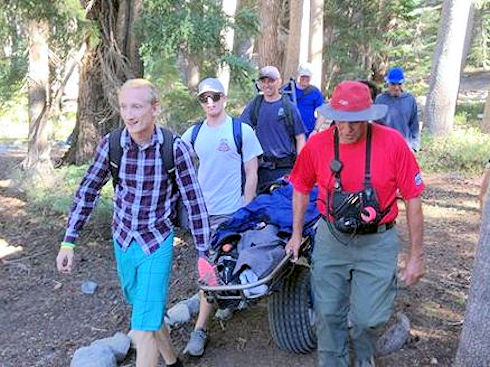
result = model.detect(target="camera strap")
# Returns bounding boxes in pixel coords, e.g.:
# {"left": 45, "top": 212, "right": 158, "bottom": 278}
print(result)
{"left": 331, "top": 123, "right": 393, "bottom": 222}
{"left": 332, "top": 123, "right": 373, "bottom": 190}
{"left": 364, "top": 123, "right": 373, "bottom": 188}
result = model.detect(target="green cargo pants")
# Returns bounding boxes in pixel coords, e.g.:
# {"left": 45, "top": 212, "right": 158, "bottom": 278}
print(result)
{"left": 312, "top": 219, "right": 399, "bottom": 367}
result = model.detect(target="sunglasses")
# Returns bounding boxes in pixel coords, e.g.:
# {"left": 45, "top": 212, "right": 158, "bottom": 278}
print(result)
{"left": 198, "top": 93, "right": 222, "bottom": 103}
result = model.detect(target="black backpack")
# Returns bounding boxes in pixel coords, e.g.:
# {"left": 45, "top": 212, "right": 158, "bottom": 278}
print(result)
{"left": 189, "top": 117, "right": 245, "bottom": 194}
{"left": 108, "top": 127, "right": 189, "bottom": 228}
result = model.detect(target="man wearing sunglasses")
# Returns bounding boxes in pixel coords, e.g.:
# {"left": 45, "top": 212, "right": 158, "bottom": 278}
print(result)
{"left": 374, "top": 66, "right": 420, "bottom": 152}
{"left": 241, "top": 66, "right": 306, "bottom": 191}
{"left": 181, "top": 77, "right": 263, "bottom": 357}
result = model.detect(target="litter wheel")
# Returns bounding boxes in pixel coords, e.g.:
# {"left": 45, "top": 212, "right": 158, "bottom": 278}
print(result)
{"left": 267, "top": 265, "right": 316, "bottom": 354}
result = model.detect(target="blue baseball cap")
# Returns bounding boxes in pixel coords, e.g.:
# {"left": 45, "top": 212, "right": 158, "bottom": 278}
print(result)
{"left": 385, "top": 67, "right": 405, "bottom": 84}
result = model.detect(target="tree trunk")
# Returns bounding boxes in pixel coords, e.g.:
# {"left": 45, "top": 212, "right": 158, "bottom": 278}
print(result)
{"left": 424, "top": 0, "right": 472, "bottom": 137}
{"left": 22, "top": 19, "right": 52, "bottom": 173}
{"left": 283, "top": 0, "right": 303, "bottom": 81}
{"left": 460, "top": 2, "right": 476, "bottom": 73}
{"left": 299, "top": 0, "right": 310, "bottom": 65}
{"left": 309, "top": 0, "right": 324, "bottom": 88}
{"left": 482, "top": 91, "right": 490, "bottom": 134}
{"left": 115, "top": 0, "right": 144, "bottom": 78}
{"left": 217, "top": 0, "right": 238, "bottom": 94}
{"left": 62, "top": 42, "right": 104, "bottom": 165}
{"left": 176, "top": 50, "right": 201, "bottom": 91}
{"left": 62, "top": 0, "right": 144, "bottom": 165}
{"left": 257, "top": 0, "right": 282, "bottom": 68}
{"left": 454, "top": 189, "right": 490, "bottom": 365}
{"left": 6, "top": 5, "right": 23, "bottom": 74}
{"left": 322, "top": 15, "right": 335, "bottom": 93}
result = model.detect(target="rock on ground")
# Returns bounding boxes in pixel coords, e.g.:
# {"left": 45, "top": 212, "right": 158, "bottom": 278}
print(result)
{"left": 70, "top": 344, "right": 116, "bottom": 367}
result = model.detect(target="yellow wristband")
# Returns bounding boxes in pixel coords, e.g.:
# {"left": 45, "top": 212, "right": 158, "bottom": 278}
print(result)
{"left": 60, "top": 242, "right": 76, "bottom": 249}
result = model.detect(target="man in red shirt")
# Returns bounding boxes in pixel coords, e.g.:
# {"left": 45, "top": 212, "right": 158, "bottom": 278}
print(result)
{"left": 286, "top": 81, "right": 425, "bottom": 367}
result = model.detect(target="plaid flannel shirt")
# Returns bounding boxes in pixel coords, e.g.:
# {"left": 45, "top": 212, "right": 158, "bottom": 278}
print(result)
{"left": 63, "top": 126, "right": 210, "bottom": 255}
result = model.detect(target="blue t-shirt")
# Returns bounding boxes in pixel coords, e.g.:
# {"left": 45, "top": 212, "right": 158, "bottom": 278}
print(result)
{"left": 240, "top": 97, "right": 305, "bottom": 159}
{"left": 294, "top": 85, "right": 324, "bottom": 136}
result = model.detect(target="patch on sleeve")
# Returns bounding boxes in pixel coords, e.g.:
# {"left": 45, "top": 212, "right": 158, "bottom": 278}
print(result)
{"left": 414, "top": 172, "right": 423, "bottom": 186}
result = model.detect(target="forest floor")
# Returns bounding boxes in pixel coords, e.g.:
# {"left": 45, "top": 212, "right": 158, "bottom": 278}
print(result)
{"left": 0, "top": 146, "right": 481, "bottom": 367}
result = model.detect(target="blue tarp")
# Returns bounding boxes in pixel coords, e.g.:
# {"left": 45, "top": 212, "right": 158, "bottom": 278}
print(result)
{"left": 210, "top": 180, "right": 320, "bottom": 250}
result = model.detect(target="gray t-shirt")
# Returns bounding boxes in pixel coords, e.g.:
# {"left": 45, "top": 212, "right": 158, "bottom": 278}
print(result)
{"left": 181, "top": 116, "right": 263, "bottom": 215}
{"left": 240, "top": 97, "right": 305, "bottom": 159}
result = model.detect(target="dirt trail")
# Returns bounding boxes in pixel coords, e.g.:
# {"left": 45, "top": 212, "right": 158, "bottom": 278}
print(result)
{"left": 0, "top": 149, "right": 481, "bottom": 366}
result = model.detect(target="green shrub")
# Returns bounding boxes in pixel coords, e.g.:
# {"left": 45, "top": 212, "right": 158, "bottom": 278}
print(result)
{"left": 0, "top": 93, "right": 28, "bottom": 140}
{"left": 454, "top": 102, "right": 485, "bottom": 126}
{"left": 419, "top": 126, "right": 490, "bottom": 175}
{"left": 18, "top": 164, "right": 113, "bottom": 225}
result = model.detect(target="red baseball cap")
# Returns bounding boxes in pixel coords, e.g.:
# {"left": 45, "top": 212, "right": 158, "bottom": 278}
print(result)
{"left": 316, "top": 81, "right": 387, "bottom": 122}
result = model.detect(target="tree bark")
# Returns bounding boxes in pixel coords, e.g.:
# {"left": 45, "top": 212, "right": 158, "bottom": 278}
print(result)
{"left": 322, "top": 13, "right": 336, "bottom": 92}
{"left": 176, "top": 50, "right": 201, "bottom": 91}
{"left": 299, "top": 0, "right": 310, "bottom": 65}
{"left": 257, "top": 0, "right": 282, "bottom": 68}
{"left": 22, "top": 19, "right": 52, "bottom": 173}
{"left": 283, "top": 0, "right": 303, "bottom": 81}
{"left": 62, "top": 41, "right": 104, "bottom": 165}
{"left": 482, "top": 91, "right": 490, "bottom": 134}
{"left": 454, "top": 187, "right": 490, "bottom": 365}
{"left": 218, "top": 0, "right": 238, "bottom": 94}
{"left": 460, "top": 2, "right": 476, "bottom": 73}
{"left": 116, "top": 0, "right": 144, "bottom": 78}
{"left": 424, "top": 0, "right": 472, "bottom": 137}
{"left": 309, "top": 0, "right": 324, "bottom": 88}
{"left": 62, "top": 0, "right": 144, "bottom": 165}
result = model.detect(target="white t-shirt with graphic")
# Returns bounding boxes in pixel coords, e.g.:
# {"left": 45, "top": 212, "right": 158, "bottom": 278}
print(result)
{"left": 181, "top": 115, "right": 263, "bottom": 215}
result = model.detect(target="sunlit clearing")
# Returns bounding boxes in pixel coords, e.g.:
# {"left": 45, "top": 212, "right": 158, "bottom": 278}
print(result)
{"left": 424, "top": 204, "right": 477, "bottom": 220}
{"left": 0, "top": 238, "right": 23, "bottom": 260}
{"left": 0, "top": 179, "right": 13, "bottom": 188}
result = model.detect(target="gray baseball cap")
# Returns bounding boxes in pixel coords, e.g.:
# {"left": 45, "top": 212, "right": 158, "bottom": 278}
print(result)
{"left": 298, "top": 63, "right": 313, "bottom": 77}
{"left": 198, "top": 78, "right": 225, "bottom": 96}
{"left": 258, "top": 66, "right": 281, "bottom": 80}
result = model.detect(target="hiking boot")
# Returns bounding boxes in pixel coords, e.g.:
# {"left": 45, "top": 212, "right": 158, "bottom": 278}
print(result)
{"left": 354, "top": 356, "right": 375, "bottom": 367}
{"left": 183, "top": 328, "right": 208, "bottom": 357}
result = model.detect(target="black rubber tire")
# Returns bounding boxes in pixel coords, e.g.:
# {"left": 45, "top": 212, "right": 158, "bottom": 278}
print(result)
{"left": 267, "top": 265, "right": 317, "bottom": 354}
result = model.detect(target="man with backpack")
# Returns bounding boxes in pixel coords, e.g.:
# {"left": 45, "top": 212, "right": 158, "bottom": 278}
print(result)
{"left": 181, "top": 77, "right": 263, "bottom": 357}
{"left": 240, "top": 65, "right": 306, "bottom": 192}
{"left": 56, "top": 79, "right": 210, "bottom": 367}
{"left": 283, "top": 63, "right": 325, "bottom": 137}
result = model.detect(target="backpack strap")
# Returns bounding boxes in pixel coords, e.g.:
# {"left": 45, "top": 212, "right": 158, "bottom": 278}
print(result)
{"left": 161, "top": 127, "right": 175, "bottom": 175}
{"left": 232, "top": 117, "right": 245, "bottom": 194}
{"left": 108, "top": 127, "right": 124, "bottom": 189}
{"left": 232, "top": 117, "right": 243, "bottom": 157}
{"left": 190, "top": 120, "right": 204, "bottom": 148}
{"left": 281, "top": 94, "right": 296, "bottom": 142}
{"left": 249, "top": 95, "right": 263, "bottom": 130}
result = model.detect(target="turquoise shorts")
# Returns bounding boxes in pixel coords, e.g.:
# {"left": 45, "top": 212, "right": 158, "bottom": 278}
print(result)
{"left": 113, "top": 234, "right": 174, "bottom": 331}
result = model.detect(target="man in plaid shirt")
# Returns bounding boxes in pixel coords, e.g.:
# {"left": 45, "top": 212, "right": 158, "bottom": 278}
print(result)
{"left": 56, "top": 79, "right": 210, "bottom": 367}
